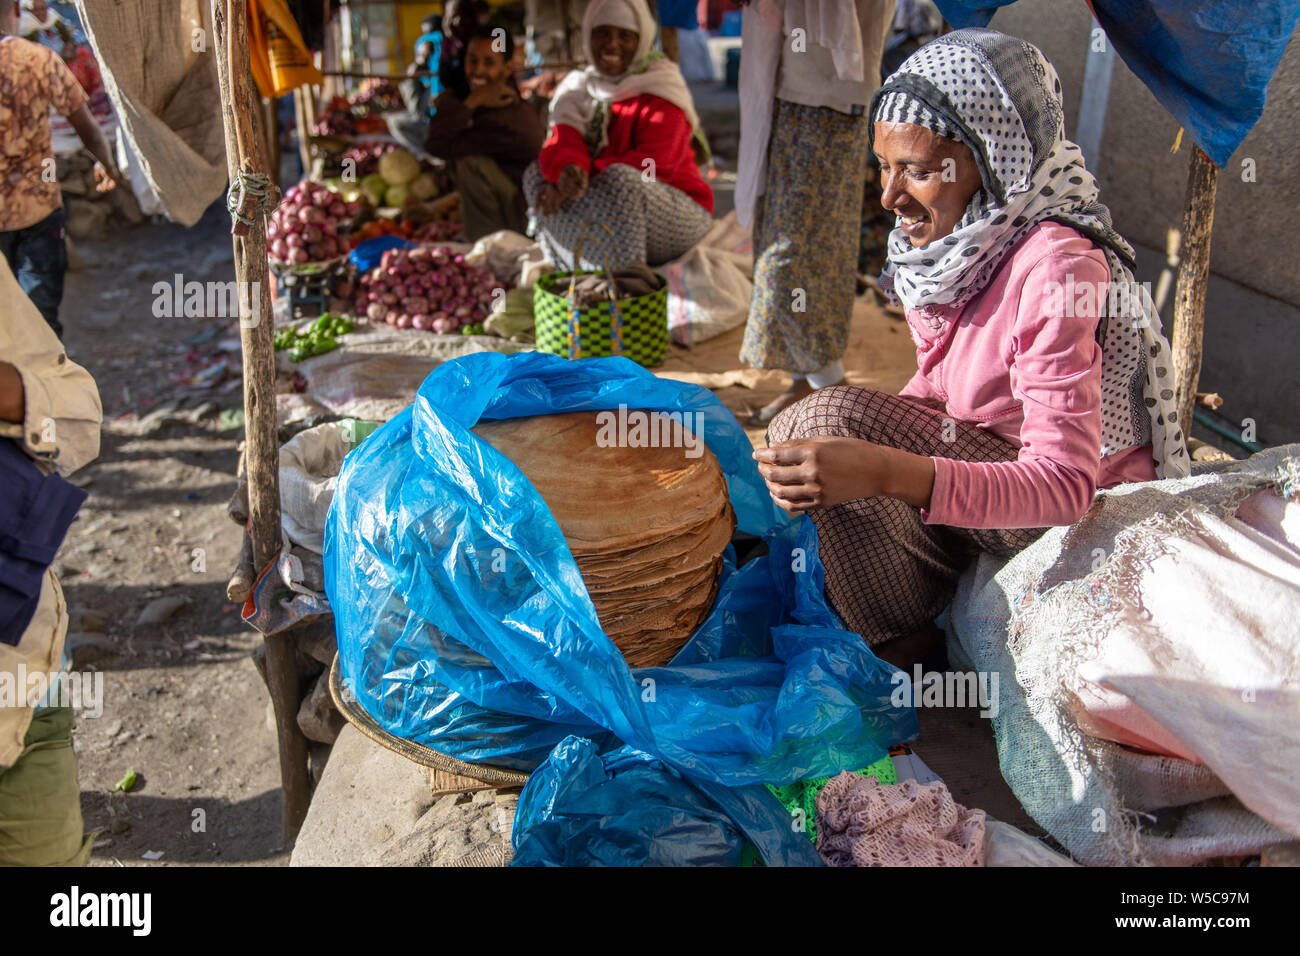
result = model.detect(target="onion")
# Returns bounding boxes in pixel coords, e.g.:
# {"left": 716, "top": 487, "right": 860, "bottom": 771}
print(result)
{"left": 367, "top": 302, "right": 386, "bottom": 322}
{"left": 432, "top": 316, "right": 455, "bottom": 334}
{"left": 395, "top": 314, "right": 413, "bottom": 329}
{"left": 411, "top": 314, "right": 431, "bottom": 331}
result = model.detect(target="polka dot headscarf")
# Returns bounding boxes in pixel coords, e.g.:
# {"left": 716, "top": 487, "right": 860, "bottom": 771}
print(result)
{"left": 868, "top": 28, "right": 1189, "bottom": 479}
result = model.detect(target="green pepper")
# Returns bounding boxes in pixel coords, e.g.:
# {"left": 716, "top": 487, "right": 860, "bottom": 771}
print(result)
{"left": 114, "top": 770, "right": 139, "bottom": 793}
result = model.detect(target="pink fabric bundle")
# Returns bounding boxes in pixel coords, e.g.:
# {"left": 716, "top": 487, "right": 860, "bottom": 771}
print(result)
{"left": 815, "top": 773, "right": 987, "bottom": 867}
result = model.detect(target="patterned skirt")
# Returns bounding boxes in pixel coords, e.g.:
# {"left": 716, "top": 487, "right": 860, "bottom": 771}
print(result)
{"left": 741, "top": 98, "right": 870, "bottom": 374}
{"left": 523, "top": 162, "right": 712, "bottom": 271}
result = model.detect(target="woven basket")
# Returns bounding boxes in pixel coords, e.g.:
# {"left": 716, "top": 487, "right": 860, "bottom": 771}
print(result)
{"left": 534, "top": 270, "right": 667, "bottom": 367}
{"left": 533, "top": 224, "right": 668, "bottom": 367}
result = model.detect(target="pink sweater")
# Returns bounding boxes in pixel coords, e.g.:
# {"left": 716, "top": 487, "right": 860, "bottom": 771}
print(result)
{"left": 899, "top": 221, "right": 1156, "bottom": 530}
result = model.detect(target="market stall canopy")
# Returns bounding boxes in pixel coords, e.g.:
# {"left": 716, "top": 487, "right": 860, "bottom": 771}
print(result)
{"left": 931, "top": 0, "right": 1300, "bottom": 166}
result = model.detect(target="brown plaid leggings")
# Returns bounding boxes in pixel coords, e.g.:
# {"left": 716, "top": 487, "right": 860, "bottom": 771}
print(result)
{"left": 767, "top": 386, "right": 1047, "bottom": 646}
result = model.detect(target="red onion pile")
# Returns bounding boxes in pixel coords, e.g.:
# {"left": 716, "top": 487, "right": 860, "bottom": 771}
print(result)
{"left": 354, "top": 246, "right": 499, "bottom": 333}
{"left": 268, "top": 180, "right": 362, "bottom": 265}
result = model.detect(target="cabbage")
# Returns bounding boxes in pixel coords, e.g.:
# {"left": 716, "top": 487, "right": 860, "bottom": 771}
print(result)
{"left": 409, "top": 172, "right": 439, "bottom": 201}
{"left": 360, "top": 173, "right": 389, "bottom": 207}
{"left": 384, "top": 183, "right": 411, "bottom": 208}
{"left": 378, "top": 149, "right": 420, "bottom": 187}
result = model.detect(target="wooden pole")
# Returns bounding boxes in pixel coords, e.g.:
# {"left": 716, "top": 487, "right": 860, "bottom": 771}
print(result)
{"left": 212, "top": 0, "right": 312, "bottom": 842}
{"left": 293, "top": 88, "right": 313, "bottom": 176}
{"left": 1171, "top": 146, "right": 1219, "bottom": 445}
{"left": 264, "top": 96, "right": 282, "bottom": 190}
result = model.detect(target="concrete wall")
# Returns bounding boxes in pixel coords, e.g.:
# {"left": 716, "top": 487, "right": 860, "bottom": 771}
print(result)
{"left": 986, "top": 2, "right": 1300, "bottom": 445}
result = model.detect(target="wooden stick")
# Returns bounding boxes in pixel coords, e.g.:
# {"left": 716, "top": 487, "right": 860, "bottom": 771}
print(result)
{"left": 1171, "top": 147, "right": 1219, "bottom": 446}
{"left": 293, "top": 88, "right": 314, "bottom": 174}
{"left": 264, "top": 96, "right": 281, "bottom": 190}
{"left": 212, "top": 0, "right": 312, "bottom": 842}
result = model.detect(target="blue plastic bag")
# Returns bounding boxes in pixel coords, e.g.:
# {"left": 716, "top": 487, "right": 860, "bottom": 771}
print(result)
{"left": 325, "top": 350, "right": 916, "bottom": 783}
{"left": 932, "top": 1, "right": 1300, "bottom": 168}
{"left": 348, "top": 235, "right": 416, "bottom": 273}
{"left": 511, "top": 736, "right": 825, "bottom": 867}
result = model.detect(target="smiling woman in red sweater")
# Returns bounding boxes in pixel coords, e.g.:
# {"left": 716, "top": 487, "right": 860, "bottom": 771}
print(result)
{"left": 523, "top": 0, "right": 712, "bottom": 271}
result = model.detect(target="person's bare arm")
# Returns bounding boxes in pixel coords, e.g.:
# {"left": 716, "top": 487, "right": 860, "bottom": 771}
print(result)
{"left": 753, "top": 437, "right": 937, "bottom": 515}
{"left": 0, "top": 362, "right": 23, "bottom": 424}
{"left": 67, "top": 103, "right": 121, "bottom": 192}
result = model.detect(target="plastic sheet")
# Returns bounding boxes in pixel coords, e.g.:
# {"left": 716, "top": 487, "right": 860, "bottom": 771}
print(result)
{"left": 325, "top": 350, "right": 916, "bottom": 782}
{"left": 932, "top": 1, "right": 1300, "bottom": 167}
{"left": 511, "top": 736, "right": 825, "bottom": 867}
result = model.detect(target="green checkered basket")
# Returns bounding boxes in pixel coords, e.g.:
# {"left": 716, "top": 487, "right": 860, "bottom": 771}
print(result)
{"left": 533, "top": 226, "right": 668, "bottom": 367}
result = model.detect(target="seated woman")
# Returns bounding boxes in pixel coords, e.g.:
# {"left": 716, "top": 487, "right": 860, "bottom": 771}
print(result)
{"left": 754, "top": 28, "right": 1190, "bottom": 668}
{"left": 524, "top": 0, "right": 713, "bottom": 270}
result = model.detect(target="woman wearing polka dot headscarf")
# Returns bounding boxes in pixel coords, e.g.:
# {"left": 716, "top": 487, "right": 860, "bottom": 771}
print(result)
{"left": 753, "top": 28, "right": 1188, "bottom": 667}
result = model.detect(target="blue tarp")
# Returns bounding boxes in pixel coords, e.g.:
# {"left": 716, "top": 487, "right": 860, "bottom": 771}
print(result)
{"left": 932, "top": 0, "right": 1300, "bottom": 166}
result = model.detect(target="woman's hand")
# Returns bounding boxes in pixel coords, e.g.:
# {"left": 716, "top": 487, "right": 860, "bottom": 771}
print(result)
{"left": 753, "top": 437, "right": 936, "bottom": 515}
{"left": 535, "top": 183, "right": 565, "bottom": 215}
{"left": 557, "top": 163, "right": 588, "bottom": 200}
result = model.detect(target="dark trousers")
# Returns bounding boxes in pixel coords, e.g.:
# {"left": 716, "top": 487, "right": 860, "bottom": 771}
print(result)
{"left": 0, "top": 208, "right": 68, "bottom": 339}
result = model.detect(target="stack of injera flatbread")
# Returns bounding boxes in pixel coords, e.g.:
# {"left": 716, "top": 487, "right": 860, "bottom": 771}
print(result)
{"left": 472, "top": 411, "right": 735, "bottom": 667}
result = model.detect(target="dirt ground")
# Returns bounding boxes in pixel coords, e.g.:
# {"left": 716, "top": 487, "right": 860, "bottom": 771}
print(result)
{"left": 58, "top": 203, "right": 288, "bottom": 867}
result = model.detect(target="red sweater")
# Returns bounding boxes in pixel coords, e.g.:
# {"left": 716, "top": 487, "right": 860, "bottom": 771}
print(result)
{"left": 538, "top": 93, "right": 713, "bottom": 213}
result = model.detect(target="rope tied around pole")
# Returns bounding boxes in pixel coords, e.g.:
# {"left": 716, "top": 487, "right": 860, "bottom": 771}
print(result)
{"left": 226, "top": 169, "right": 281, "bottom": 233}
